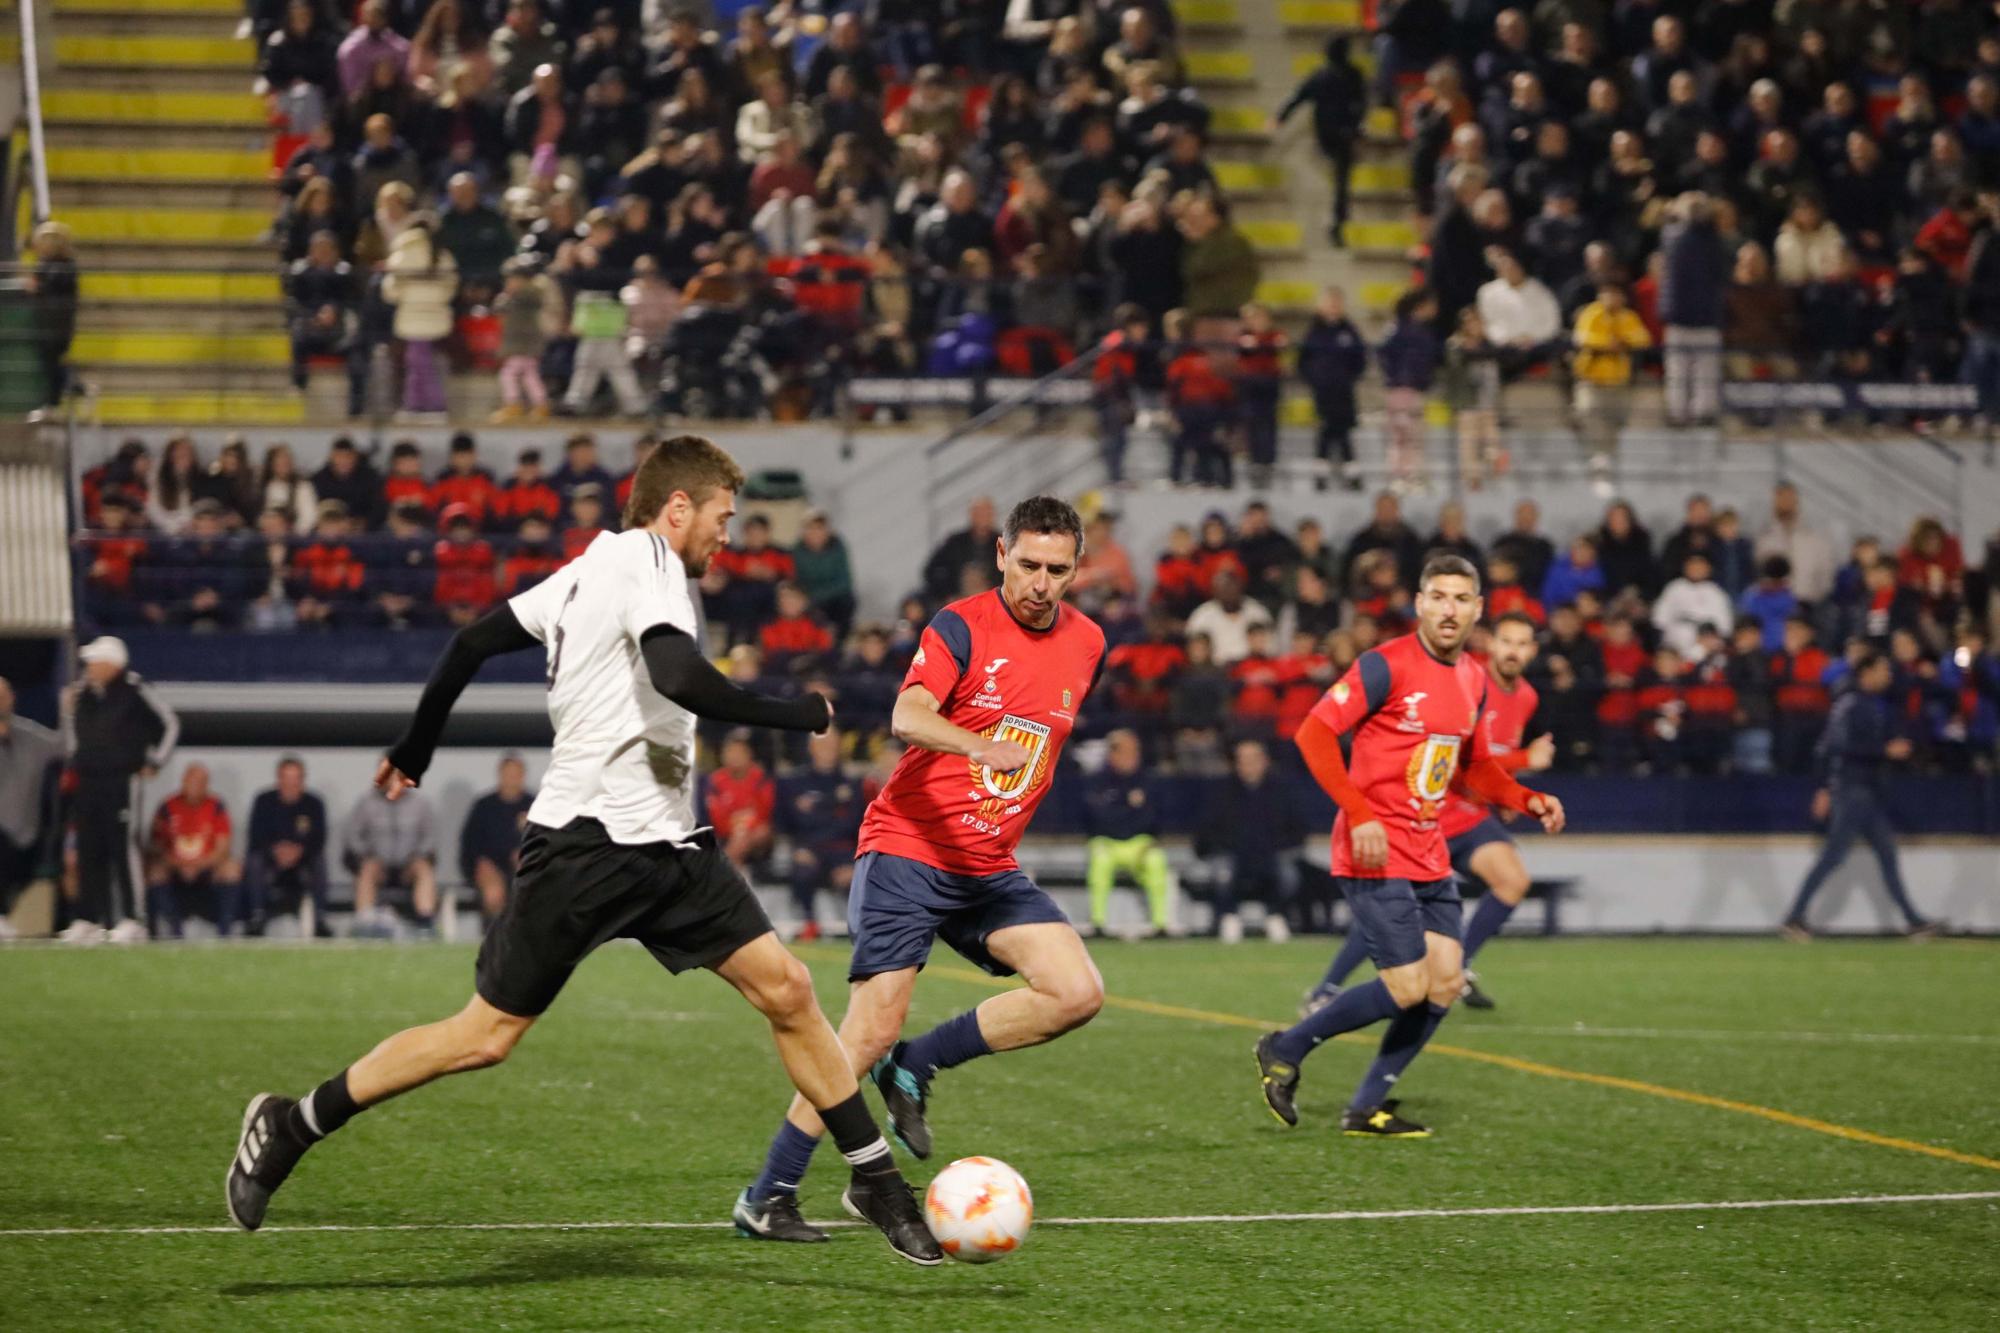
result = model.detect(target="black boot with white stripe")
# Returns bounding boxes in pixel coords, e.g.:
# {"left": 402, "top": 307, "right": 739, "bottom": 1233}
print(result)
{"left": 227, "top": 1093, "right": 312, "bottom": 1230}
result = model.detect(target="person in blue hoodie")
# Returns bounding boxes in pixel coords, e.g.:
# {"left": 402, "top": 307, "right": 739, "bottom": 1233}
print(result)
{"left": 1738, "top": 554, "right": 1801, "bottom": 651}
{"left": 1781, "top": 652, "right": 1937, "bottom": 938}
{"left": 1296, "top": 284, "right": 1368, "bottom": 490}
{"left": 1378, "top": 288, "right": 1440, "bottom": 484}
{"left": 1541, "top": 532, "right": 1608, "bottom": 609}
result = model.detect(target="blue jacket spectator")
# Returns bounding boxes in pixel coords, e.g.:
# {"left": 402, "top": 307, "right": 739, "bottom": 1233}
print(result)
{"left": 1738, "top": 557, "right": 1801, "bottom": 651}
{"left": 1659, "top": 212, "right": 1728, "bottom": 329}
{"left": 244, "top": 756, "right": 330, "bottom": 935}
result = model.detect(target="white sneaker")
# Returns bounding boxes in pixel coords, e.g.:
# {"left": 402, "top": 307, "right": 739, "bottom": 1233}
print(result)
{"left": 59, "top": 920, "right": 106, "bottom": 946}
{"left": 108, "top": 918, "right": 150, "bottom": 945}
{"left": 1265, "top": 915, "right": 1292, "bottom": 943}
{"left": 1217, "top": 912, "right": 1244, "bottom": 944}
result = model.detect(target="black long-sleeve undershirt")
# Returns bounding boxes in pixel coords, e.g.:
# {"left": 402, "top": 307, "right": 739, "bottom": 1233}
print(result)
{"left": 384, "top": 608, "right": 830, "bottom": 784}
{"left": 386, "top": 604, "right": 539, "bottom": 782}
{"left": 639, "top": 624, "right": 830, "bottom": 733}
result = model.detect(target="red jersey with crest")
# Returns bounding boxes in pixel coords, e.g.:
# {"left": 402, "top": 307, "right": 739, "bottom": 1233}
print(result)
{"left": 152, "top": 794, "right": 231, "bottom": 865}
{"left": 858, "top": 589, "right": 1106, "bottom": 876}
{"left": 1439, "top": 669, "right": 1539, "bottom": 838}
{"left": 1307, "top": 632, "right": 1493, "bottom": 881}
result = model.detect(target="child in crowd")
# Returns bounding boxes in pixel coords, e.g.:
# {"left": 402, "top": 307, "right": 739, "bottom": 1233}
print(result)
{"left": 1235, "top": 302, "right": 1286, "bottom": 489}
{"left": 1440, "top": 305, "right": 1505, "bottom": 489}
{"left": 490, "top": 256, "right": 552, "bottom": 423}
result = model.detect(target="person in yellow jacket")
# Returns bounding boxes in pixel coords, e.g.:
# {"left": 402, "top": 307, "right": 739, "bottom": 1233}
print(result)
{"left": 1570, "top": 281, "right": 1652, "bottom": 492}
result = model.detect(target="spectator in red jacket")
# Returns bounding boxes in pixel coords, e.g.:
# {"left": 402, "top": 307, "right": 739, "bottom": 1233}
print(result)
{"left": 561, "top": 483, "right": 609, "bottom": 560}
{"left": 1106, "top": 611, "right": 1187, "bottom": 729}
{"left": 615, "top": 433, "right": 658, "bottom": 516}
{"left": 1192, "top": 513, "right": 1248, "bottom": 596}
{"left": 1226, "top": 622, "right": 1288, "bottom": 735}
{"left": 1596, "top": 615, "right": 1648, "bottom": 766}
{"left": 1485, "top": 551, "right": 1546, "bottom": 624}
{"left": 1273, "top": 628, "right": 1333, "bottom": 740}
{"left": 432, "top": 505, "right": 497, "bottom": 625}
{"left": 1914, "top": 192, "right": 1977, "bottom": 280}
{"left": 706, "top": 730, "right": 775, "bottom": 870}
{"left": 381, "top": 441, "right": 432, "bottom": 514}
{"left": 147, "top": 762, "right": 241, "bottom": 937}
{"left": 291, "top": 500, "right": 366, "bottom": 627}
{"left": 1771, "top": 613, "right": 1833, "bottom": 772}
{"left": 499, "top": 513, "right": 563, "bottom": 595}
{"left": 1150, "top": 523, "right": 1205, "bottom": 619}
{"left": 430, "top": 432, "right": 499, "bottom": 528}
{"left": 708, "top": 512, "right": 795, "bottom": 645}
{"left": 759, "top": 581, "right": 834, "bottom": 664}
{"left": 79, "top": 492, "right": 148, "bottom": 622}
{"left": 1896, "top": 515, "right": 1964, "bottom": 620}
{"left": 496, "top": 447, "right": 561, "bottom": 530}
{"left": 1163, "top": 308, "right": 1237, "bottom": 486}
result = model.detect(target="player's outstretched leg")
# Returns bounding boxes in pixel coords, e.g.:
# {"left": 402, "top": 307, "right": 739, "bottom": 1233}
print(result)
{"left": 227, "top": 995, "right": 534, "bottom": 1230}
{"left": 1301, "top": 930, "right": 1371, "bottom": 1016}
{"left": 741, "top": 966, "right": 920, "bottom": 1237}
{"left": 1458, "top": 842, "right": 1532, "bottom": 1011}
{"left": 880, "top": 923, "right": 1103, "bottom": 1158}
{"left": 1341, "top": 931, "right": 1462, "bottom": 1138}
{"left": 714, "top": 938, "right": 939, "bottom": 1265}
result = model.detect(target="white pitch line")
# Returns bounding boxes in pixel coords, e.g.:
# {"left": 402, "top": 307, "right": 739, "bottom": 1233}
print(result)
{"left": 1462, "top": 1024, "right": 2000, "bottom": 1048}
{"left": 6, "top": 1191, "right": 1997, "bottom": 1239}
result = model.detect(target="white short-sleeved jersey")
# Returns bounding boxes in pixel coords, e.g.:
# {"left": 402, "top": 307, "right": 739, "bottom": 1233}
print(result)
{"left": 508, "top": 529, "right": 703, "bottom": 845}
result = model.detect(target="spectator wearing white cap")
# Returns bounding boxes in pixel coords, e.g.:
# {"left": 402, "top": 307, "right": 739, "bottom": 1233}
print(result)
{"left": 59, "top": 637, "right": 179, "bottom": 943}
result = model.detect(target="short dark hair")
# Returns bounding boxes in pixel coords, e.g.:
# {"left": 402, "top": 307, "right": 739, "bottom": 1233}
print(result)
{"left": 1492, "top": 609, "right": 1538, "bottom": 633}
{"left": 622, "top": 433, "right": 746, "bottom": 528}
{"left": 1419, "top": 553, "right": 1481, "bottom": 591}
{"left": 1853, "top": 649, "right": 1888, "bottom": 675}
{"left": 1003, "top": 495, "right": 1086, "bottom": 560}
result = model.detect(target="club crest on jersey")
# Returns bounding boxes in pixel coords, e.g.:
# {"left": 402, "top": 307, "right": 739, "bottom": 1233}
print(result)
{"left": 1405, "top": 733, "right": 1462, "bottom": 816}
{"left": 972, "top": 715, "right": 1052, "bottom": 801}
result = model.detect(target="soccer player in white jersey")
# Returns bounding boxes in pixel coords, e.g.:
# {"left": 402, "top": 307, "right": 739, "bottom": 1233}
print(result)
{"left": 225, "top": 436, "right": 940, "bottom": 1264}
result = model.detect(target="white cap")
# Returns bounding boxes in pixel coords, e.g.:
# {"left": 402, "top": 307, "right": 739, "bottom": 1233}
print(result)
{"left": 79, "top": 636, "right": 129, "bottom": 668}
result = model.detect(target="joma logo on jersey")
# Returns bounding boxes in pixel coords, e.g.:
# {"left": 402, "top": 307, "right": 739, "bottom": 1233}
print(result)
{"left": 1396, "top": 691, "right": 1430, "bottom": 733}
{"left": 1405, "top": 734, "right": 1462, "bottom": 808}
{"left": 972, "top": 715, "right": 1052, "bottom": 801}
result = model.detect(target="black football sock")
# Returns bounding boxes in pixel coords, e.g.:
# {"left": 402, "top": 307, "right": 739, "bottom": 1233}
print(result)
{"left": 287, "top": 1069, "right": 361, "bottom": 1143}
{"left": 817, "top": 1091, "right": 897, "bottom": 1177}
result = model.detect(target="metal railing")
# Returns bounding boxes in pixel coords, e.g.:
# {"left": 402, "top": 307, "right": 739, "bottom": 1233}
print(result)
{"left": 13, "top": 0, "right": 50, "bottom": 227}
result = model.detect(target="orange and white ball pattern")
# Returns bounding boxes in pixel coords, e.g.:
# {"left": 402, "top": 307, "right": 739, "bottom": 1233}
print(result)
{"left": 923, "top": 1156, "right": 1033, "bottom": 1263}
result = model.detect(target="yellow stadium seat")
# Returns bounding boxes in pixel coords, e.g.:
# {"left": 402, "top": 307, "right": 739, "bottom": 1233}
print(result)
{"left": 54, "top": 34, "right": 252, "bottom": 67}
{"left": 60, "top": 207, "right": 270, "bottom": 244}
{"left": 1238, "top": 220, "right": 1304, "bottom": 253}
{"left": 80, "top": 272, "right": 281, "bottom": 304}
{"left": 71, "top": 330, "right": 290, "bottom": 367}
{"left": 44, "top": 89, "right": 267, "bottom": 128}
{"left": 93, "top": 394, "right": 307, "bottom": 426}
{"left": 48, "top": 147, "right": 270, "bottom": 183}
{"left": 1186, "top": 51, "right": 1255, "bottom": 84}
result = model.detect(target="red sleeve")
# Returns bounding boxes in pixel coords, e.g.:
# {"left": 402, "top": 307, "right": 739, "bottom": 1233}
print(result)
{"left": 1295, "top": 714, "right": 1377, "bottom": 827}
{"left": 1459, "top": 757, "right": 1538, "bottom": 815}
{"left": 753, "top": 775, "right": 775, "bottom": 825}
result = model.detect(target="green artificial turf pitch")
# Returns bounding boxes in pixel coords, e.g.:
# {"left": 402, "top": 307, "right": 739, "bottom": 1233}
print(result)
{"left": 3, "top": 937, "right": 1997, "bottom": 1330}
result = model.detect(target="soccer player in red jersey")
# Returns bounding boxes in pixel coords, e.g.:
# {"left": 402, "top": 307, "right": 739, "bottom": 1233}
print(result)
{"left": 738, "top": 496, "right": 1108, "bottom": 1241}
{"left": 1304, "top": 611, "right": 1555, "bottom": 1014}
{"left": 1254, "top": 559, "right": 1566, "bottom": 1138}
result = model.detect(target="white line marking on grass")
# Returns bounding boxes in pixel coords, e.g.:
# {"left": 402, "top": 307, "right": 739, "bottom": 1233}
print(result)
{"left": 1466, "top": 1025, "right": 2000, "bottom": 1048}
{"left": 8, "top": 1192, "right": 1997, "bottom": 1238}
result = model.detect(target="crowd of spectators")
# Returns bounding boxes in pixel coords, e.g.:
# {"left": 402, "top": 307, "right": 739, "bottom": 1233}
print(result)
{"left": 1365, "top": 0, "right": 2000, "bottom": 425}
{"left": 73, "top": 419, "right": 2000, "bottom": 783}
{"left": 251, "top": 0, "right": 1265, "bottom": 419}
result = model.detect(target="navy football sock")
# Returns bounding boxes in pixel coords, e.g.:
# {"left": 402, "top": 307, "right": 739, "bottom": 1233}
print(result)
{"left": 748, "top": 1120, "right": 823, "bottom": 1201}
{"left": 1461, "top": 894, "right": 1517, "bottom": 963}
{"left": 900, "top": 1009, "right": 991, "bottom": 1080}
{"left": 1350, "top": 1002, "right": 1450, "bottom": 1110}
{"left": 1317, "top": 932, "right": 1371, "bottom": 992}
{"left": 1269, "top": 977, "right": 1403, "bottom": 1066}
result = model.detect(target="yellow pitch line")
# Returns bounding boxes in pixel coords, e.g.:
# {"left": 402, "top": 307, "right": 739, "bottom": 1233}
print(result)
{"left": 915, "top": 962, "right": 2000, "bottom": 1175}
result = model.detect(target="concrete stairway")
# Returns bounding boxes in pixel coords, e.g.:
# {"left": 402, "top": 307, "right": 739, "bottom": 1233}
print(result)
{"left": 32, "top": 0, "right": 300, "bottom": 423}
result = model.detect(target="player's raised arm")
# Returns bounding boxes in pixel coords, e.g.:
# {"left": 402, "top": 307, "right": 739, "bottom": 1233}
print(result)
{"left": 380, "top": 604, "right": 541, "bottom": 797}
{"left": 639, "top": 623, "right": 831, "bottom": 732}
{"left": 891, "top": 684, "right": 1031, "bottom": 771}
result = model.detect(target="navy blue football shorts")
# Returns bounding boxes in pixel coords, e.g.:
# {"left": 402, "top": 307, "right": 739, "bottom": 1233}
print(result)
{"left": 1446, "top": 815, "right": 1515, "bottom": 882}
{"left": 1337, "top": 875, "right": 1463, "bottom": 970}
{"left": 847, "top": 850, "right": 1071, "bottom": 982}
